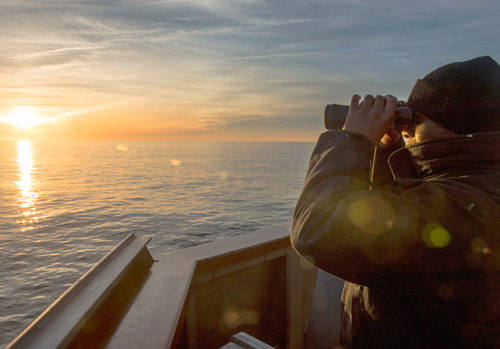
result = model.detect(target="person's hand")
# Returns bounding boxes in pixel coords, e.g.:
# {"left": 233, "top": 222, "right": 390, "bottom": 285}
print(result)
{"left": 379, "top": 128, "right": 402, "bottom": 147}
{"left": 379, "top": 100, "right": 408, "bottom": 147}
{"left": 343, "top": 95, "right": 397, "bottom": 146}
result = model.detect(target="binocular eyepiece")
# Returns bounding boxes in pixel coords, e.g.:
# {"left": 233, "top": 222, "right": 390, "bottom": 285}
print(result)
{"left": 324, "top": 104, "right": 414, "bottom": 130}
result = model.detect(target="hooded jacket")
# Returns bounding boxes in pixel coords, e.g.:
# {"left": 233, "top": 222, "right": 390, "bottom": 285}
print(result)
{"left": 292, "top": 130, "right": 500, "bottom": 348}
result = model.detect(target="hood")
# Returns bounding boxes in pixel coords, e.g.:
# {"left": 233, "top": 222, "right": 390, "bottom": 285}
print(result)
{"left": 389, "top": 131, "right": 500, "bottom": 179}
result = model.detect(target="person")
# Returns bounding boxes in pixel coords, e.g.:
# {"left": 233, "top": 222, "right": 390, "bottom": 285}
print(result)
{"left": 291, "top": 56, "right": 500, "bottom": 348}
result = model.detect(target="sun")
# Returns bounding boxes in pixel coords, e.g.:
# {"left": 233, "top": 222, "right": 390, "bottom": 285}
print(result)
{"left": 8, "top": 108, "right": 42, "bottom": 129}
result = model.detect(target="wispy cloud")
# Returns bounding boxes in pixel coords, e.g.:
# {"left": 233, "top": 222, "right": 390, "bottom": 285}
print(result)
{"left": 1, "top": 0, "right": 499, "bottom": 141}
{"left": 10, "top": 46, "right": 106, "bottom": 60}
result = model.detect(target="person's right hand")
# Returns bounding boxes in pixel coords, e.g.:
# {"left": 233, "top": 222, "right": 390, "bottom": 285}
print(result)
{"left": 378, "top": 100, "right": 408, "bottom": 147}
{"left": 379, "top": 128, "right": 402, "bottom": 147}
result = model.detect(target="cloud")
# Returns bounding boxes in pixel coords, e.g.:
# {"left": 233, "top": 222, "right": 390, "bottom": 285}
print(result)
{"left": 1, "top": 0, "right": 499, "bottom": 141}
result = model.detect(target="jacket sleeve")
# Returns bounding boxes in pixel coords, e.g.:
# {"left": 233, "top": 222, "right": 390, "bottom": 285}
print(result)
{"left": 291, "top": 130, "right": 489, "bottom": 295}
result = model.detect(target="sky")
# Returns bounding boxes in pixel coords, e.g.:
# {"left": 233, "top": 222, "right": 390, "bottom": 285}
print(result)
{"left": 1, "top": 0, "right": 499, "bottom": 142}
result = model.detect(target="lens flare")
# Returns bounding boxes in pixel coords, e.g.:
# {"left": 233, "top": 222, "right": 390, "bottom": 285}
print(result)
{"left": 348, "top": 200, "right": 373, "bottom": 227}
{"left": 216, "top": 171, "right": 228, "bottom": 179}
{"left": 422, "top": 223, "right": 451, "bottom": 248}
{"left": 223, "top": 307, "right": 260, "bottom": 328}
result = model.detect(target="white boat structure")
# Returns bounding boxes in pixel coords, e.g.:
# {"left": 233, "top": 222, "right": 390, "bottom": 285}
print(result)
{"left": 7, "top": 223, "right": 344, "bottom": 348}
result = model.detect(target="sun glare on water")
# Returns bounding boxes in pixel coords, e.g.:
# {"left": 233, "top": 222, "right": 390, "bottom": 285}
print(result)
{"left": 7, "top": 108, "right": 42, "bottom": 129}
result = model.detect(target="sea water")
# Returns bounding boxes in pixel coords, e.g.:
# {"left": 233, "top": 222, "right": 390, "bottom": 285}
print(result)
{"left": 0, "top": 140, "right": 314, "bottom": 346}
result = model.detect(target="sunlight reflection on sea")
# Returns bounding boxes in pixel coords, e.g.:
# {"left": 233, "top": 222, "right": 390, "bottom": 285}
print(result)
{"left": 0, "top": 140, "right": 313, "bottom": 346}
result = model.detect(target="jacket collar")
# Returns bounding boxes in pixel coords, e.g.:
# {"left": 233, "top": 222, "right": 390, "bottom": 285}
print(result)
{"left": 389, "top": 131, "right": 500, "bottom": 179}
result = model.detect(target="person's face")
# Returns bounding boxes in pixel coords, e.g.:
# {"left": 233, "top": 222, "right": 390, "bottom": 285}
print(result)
{"left": 402, "top": 112, "right": 457, "bottom": 146}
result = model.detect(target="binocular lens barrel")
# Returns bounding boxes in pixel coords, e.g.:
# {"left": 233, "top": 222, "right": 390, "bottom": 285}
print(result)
{"left": 324, "top": 104, "right": 414, "bottom": 130}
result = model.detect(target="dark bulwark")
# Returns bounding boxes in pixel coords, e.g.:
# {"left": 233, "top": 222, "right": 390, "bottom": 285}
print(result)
{"left": 8, "top": 224, "right": 343, "bottom": 349}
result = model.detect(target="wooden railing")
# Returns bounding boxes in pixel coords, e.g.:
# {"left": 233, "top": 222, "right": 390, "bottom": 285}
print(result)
{"left": 7, "top": 223, "right": 319, "bottom": 349}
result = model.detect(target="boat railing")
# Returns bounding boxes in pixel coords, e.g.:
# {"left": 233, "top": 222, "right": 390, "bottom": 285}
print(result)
{"left": 7, "top": 223, "right": 320, "bottom": 348}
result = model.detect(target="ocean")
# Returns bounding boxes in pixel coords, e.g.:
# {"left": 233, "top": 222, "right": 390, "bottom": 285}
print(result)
{"left": 0, "top": 140, "right": 314, "bottom": 347}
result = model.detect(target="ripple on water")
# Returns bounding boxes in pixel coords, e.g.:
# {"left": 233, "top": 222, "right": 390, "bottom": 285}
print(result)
{"left": 0, "top": 141, "right": 314, "bottom": 346}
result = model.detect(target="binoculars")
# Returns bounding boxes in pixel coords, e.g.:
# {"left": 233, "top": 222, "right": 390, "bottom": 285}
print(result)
{"left": 324, "top": 104, "right": 414, "bottom": 130}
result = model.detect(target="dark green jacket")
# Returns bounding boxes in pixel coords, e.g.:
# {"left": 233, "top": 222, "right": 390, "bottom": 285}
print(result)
{"left": 292, "top": 130, "right": 500, "bottom": 348}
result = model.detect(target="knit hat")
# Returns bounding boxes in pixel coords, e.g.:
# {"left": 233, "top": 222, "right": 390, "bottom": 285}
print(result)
{"left": 407, "top": 56, "right": 500, "bottom": 134}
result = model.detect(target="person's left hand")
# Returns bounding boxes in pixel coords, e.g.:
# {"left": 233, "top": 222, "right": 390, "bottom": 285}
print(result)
{"left": 343, "top": 94, "right": 397, "bottom": 145}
